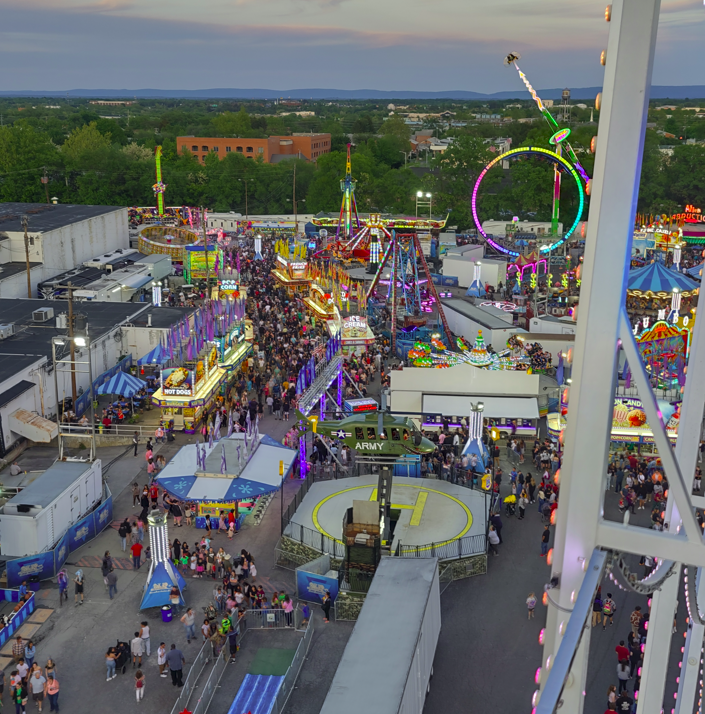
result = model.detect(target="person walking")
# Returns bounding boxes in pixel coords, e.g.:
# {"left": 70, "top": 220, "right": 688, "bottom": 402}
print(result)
{"left": 107, "top": 570, "right": 118, "bottom": 600}
{"left": 134, "top": 670, "right": 145, "bottom": 703}
{"left": 118, "top": 520, "right": 129, "bottom": 552}
{"left": 139, "top": 621, "right": 150, "bottom": 657}
{"left": 165, "top": 645, "right": 185, "bottom": 687}
{"left": 24, "top": 641, "right": 35, "bottom": 670}
{"left": 131, "top": 541, "right": 143, "bottom": 570}
{"left": 181, "top": 608, "right": 196, "bottom": 643}
{"left": 615, "top": 640, "right": 629, "bottom": 663}
{"left": 106, "top": 648, "right": 117, "bottom": 681}
{"left": 74, "top": 570, "right": 84, "bottom": 606}
{"left": 630, "top": 606, "right": 643, "bottom": 636}
{"left": 57, "top": 571, "right": 68, "bottom": 606}
{"left": 602, "top": 593, "right": 616, "bottom": 629}
{"left": 131, "top": 632, "right": 143, "bottom": 668}
{"left": 45, "top": 674, "right": 59, "bottom": 713}
{"left": 518, "top": 491, "right": 528, "bottom": 520}
{"left": 321, "top": 591, "right": 332, "bottom": 624}
{"left": 540, "top": 525, "right": 550, "bottom": 557}
{"left": 526, "top": 592, "right": 537, "bottom": 619}
{"left": 133, "top": 432, "right": 139, "bottom": 457}
{"left": 488, "top": 525, "right": 500, "bottom": 556}
{"left": 13, "top": 679, "right": 27, "bottom": 714}
{"left": 29, "top": 670, "right": 46, "bottom": 713}
{"left": 616, "top": 660, "right": 630, "bottom": 693}
{"left": 157, "top": 643, "right": 168, "bottom": 678}
{"left": 592, "top": 591, "right": 603, "bottom": 628}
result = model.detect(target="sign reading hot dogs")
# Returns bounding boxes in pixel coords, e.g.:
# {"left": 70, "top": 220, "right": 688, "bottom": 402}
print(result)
{"left": 161, "top": 367, "right": 194, "bottom": 397}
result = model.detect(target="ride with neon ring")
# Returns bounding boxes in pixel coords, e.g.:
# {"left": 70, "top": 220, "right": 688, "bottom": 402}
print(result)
{"left": 471, "top": 146, "right": 585, "bottom": 257}
{"left": 549, "top": 128, "right": 571, "bottom": 145}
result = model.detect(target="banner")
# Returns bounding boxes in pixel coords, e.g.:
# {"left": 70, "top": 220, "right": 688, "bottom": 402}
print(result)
{"left": 161, "top": 367, "right": 194, "bottom": 397}
{"left": 186, "top": 246, "right": 220, "bottom": 279}
{"left": 68, "top": 512, "right": 96, "bottom": 553}
{"left": 53, "top": 531, "right": 70, "bottom": 574}
{"left": 296, "top": 569, "right": 338, "bottom": 604}
{"left": 7, "top": 553, "right": 55, "bottom": 589}
{"left": 93, "top": 497, "right": 113, "bottom": 535}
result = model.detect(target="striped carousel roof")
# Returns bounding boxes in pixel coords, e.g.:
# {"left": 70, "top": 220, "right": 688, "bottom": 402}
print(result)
{"left": 627, "top": 260, "right": 699, "bottom": 297}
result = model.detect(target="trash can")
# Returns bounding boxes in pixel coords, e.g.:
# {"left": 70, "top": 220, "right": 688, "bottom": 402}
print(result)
{"left": 161, "top": 605, "right": 173, "bottom": 623}
{"left": 28, "top": 575, "right": 41, "bottom": 593}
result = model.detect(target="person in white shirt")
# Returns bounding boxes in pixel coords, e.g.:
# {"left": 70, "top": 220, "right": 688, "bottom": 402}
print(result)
{"left": 157, "top": 643, "right": 168, "bottom": 677}
{"left": 488, "top": 525, "right": 500, "bottom": 555}
{"left": 139, "top": 621, "right": 150, "bottom": 656}
{"left": 131, "top": 632, "right": 144, "bottom": 667}
{"left": 9, "top": 462, "right": 21, "bottom": 476}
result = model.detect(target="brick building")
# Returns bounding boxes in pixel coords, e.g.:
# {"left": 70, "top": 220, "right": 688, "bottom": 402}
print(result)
{"left": 177, "top": 134, "right": 331, "bottom": 164}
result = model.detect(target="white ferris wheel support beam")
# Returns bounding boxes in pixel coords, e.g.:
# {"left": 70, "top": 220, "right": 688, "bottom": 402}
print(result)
{"left": 536, "top": 0, "right": 661, "bottom": 712}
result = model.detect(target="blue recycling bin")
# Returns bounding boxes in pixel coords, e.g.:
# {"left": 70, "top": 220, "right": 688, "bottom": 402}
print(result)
{"left": 161, "top": 605, "right": 173, "bottom": 623}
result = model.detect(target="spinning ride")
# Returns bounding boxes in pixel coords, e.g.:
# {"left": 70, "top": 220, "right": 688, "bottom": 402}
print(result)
{"left": 472, "top": 146, "right": 586, "bottom": 258}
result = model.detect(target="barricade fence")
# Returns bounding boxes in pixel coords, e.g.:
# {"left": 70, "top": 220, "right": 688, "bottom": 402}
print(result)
{"left": 169, "top": 641, "right": 211, "bottom": 714}
{"left": 191, "top": 644, "right": 228, "bottom": 714}
{"left": 281, "top": 468, "right": 315, "bottom": 533}
{"left": 395, "top": 533, "right": 487, "bottom": 560}
{"left": 271, "top": 615, "right": 314, "bottom": 714}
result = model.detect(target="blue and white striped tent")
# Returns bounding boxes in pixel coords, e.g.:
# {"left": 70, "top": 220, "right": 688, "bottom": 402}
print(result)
{"left": 686, "top": 262, "right": 704, "bottom": 281}
{"left": 137, "top": 343, "right": 168, "bottom": 365}
{"left": 96, "top": 371, "right": 147, "bottom": 397}
{"left": 626, "top": 260, "right": 699, "bottom": 296}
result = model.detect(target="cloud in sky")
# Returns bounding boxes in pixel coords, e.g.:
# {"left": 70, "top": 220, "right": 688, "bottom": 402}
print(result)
{"left": 0, "top": 0, "right": 703, "bottom": 92}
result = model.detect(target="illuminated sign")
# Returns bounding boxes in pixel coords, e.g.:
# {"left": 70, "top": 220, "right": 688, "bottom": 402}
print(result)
{"left": 671, "top": 205, "right": 704, "bottom": 223}
{"left": 344, "top": 398, "right": 378, "bottom": 413}
{"left": 343, "top": 315, "right": 367, "bottom": 330}
{"left": 161, "top": 367, "right": 194, "bottom": 397}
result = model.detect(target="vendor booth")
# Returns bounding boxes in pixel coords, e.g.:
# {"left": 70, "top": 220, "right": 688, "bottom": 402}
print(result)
{"left": 271, "top": 255, "right": 312, "bottom": 294}
{"left": 303, "top": 283, "right": 337, "bottom": 321}
{"left": 328, "top": 314, "right": 376, "bottom": 356}
{"left": 151, "top": 329, "right": 251, "bottom": 434}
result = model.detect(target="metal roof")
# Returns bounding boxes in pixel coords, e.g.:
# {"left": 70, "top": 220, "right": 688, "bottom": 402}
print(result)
{"left": 0, "top": 380, "right": 34, "bottom": 409}
{"left": 0, "top": 203, "right": 124, "bottom": 233}
{"left": 4, "top": 461, "right": 90, "bottom": 510}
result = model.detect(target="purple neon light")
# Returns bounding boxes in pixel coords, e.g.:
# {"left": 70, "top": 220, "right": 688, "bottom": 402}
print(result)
{"left": 471, "top": 146, "right": 585, "bottom": 257}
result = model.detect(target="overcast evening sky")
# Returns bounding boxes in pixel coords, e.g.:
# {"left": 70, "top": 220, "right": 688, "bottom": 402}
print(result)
{"left": 0, "top": 0, "right": 703, "bottom": 93}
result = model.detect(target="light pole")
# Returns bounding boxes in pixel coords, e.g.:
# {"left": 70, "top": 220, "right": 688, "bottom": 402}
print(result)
{"left": 238, "top": 179, "right": 249, "bottom": 222}
{"left": 399, "top": 151, "right": 408, "bottom": 167}
{"left": 21, "top": 215, "right": 32, "bottom": 298}
{"left": 415, "top": 191, "right": 432, "bottom": 218}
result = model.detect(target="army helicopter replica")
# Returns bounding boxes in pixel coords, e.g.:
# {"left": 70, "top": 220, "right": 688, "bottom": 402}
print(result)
{"left": 294, "top": 409, "right": 435, "bottom": 457}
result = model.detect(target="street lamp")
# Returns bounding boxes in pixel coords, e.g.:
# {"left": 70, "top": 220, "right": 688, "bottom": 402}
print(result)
{"left": 400, "top": 151, "right": 409, "bottom": 167}
{"left": 415, "top": 191, "right": 433, "bottom": 218}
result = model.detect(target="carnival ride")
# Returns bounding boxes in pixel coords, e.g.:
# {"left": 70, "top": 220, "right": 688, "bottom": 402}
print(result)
{"left": 407, "top": 329, "right": 537, "bottom": 372}
{"left": 470, "top": 55, "right": 591, "bottom": 258}
{"left": 311, "top": 146, "right": 447, "bottom": 263}
{"left": 366, "top": 230, "right": 453, "bottom": 350}
{"left": 153, "top": 146, "right": 167, "bottom": 217}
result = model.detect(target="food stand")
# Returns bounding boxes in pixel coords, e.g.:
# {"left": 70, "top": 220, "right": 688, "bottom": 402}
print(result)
{"left": 271, "top": 255, "right": 312, "bottom": 294}
{"left": 610, "top": 396, "right": 679, "bottom": 450}
{"left": 303, "top": 283, "right": 337, "bottom": 321}
{"left": 151, "top": 323, "right": 252, "bottom": 434}
{"left": 333, "top": 315, "right": 376, "bottom": 356}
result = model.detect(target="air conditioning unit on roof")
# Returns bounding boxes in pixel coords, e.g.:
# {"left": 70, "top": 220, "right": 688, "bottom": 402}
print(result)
{"left": 32, "top": 307, "right": 55, "bottom": 322}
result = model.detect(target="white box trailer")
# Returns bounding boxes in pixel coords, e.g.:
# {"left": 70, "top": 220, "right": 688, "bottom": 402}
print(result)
{"left": 320, "top": 558, "right": 441, "bottom": 714}
{"left": 0, "top": 460, "right": 102, "bottom": 557}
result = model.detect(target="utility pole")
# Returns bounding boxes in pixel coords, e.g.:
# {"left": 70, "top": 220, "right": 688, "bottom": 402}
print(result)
{"left": 21, "top": 215, "right": 32, "bottom": 298}
{"left": 41, "top": 166, "right": 50, "bottom": 204}
{"left": 293, "top": 163, "right": 298, "bottom": 235}
{"left": 67, "top": 282, "right": 77, "bottom": 407}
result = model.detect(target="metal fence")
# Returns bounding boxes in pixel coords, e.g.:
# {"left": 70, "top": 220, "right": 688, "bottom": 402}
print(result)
{"left": 191, "top": 646, "right": 228, "bottom": 714}
{"left": 395, "top": 533, "right": 487, "bottom": 560}
{"left": 281, "top": 521, "right": 346, "bottom": 559}
{"left": 271, "top": 615, "right": 315, "bottom": 714}
{"left": 169, "top": 641, "right": 212, "bottom": 714}
{"left": 281, "top": 468, "right": 315, "bottom": 534}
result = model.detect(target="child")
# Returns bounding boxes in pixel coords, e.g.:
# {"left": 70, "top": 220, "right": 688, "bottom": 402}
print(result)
{"left": 214, "top": 587, "right": 225, "bottom": 612}
{"left": 190, "top": 554, "right": 198, "bottom": 578}
{"left": 137, "top": 518, "right": 145, "bottom": 544}
{"left": 184, "top": 506, "right": 193, "bottom": 527}
{"left": 256, "top": 586, "right": 265, "bottom": 610}
{"left": 135, "top": 669, "right": 145, "bottom": 702}
{"left": 301, "top": 603, "right": 311, "bottom": 626}
{"left": 196, "top": 553, "right": 205, "bottom": 579}
{"left": 526, "top": 592, "right": 537, "bottom": 620}
{"left": 228, "top": 522, "right": 235, "bottom": 540}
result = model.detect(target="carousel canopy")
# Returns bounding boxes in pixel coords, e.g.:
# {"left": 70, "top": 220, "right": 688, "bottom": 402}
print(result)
{"left": 626, "top": 260, "right": 699, "bottom": 297}
{"left": 95, "top": 371, "right": 146, "bottom": 397}
{"left": 686, "top": 262, "right": 704, "bottom": 281}
{"left": 138, "top": 343, "right": 168, "bottom": 366}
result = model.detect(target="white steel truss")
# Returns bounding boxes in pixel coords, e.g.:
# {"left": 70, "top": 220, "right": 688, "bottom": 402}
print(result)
{"left": 531, "top": 1, "right": 705, "bottom": 712}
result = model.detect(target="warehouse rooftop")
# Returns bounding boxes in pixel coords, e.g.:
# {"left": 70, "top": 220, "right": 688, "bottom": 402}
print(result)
{"left": 0, "top": 203, "right": 123, "bottom": 233}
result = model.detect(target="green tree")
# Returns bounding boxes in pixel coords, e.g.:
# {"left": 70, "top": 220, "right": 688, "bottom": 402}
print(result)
{"left": 62, "top": 122, "right": 112, "bottom": 166}
{"left": 379, "top": 115, "right": 411, "bottom": 142}
{"left": 211, "top": 108, "right": 261, "bottom": 138}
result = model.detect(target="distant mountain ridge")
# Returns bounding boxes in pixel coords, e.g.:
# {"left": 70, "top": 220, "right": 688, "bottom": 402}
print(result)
{"left": 0, "top": 86, "right": 704, "bottom": 100}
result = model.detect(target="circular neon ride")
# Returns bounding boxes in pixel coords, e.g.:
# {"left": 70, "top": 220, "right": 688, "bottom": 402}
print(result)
{"left": 471, "top": 146, "right": 585, "bottom": 257}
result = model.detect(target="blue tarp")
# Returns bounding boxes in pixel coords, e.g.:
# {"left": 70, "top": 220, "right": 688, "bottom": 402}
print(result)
{"left": 137, "top": 344, "right": 168, "bottom": 365}
{"left": 96, "top": 372, "right": 147, "bottom": 397}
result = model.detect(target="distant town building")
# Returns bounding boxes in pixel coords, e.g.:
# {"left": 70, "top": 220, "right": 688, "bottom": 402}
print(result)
{"left": 177, "top": 134, "right": 331, "bottom": 164}
{"left": 88, "top": 100, "right": 135, "bottom": 106}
